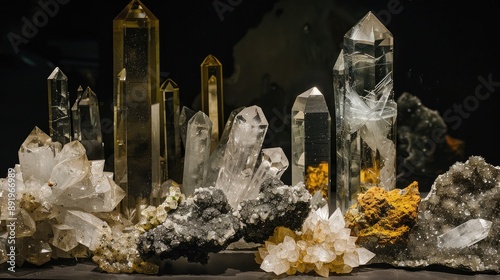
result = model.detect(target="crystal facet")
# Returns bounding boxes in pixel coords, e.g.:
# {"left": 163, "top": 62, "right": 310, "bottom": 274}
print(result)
{"left": 71, "top": 85, "right": 83, "bottom": 141}
{"left": 182, "top": 111, "right": 212, "bottom": 197}
{"left": 200, "top": 54, "right": 224, "bottom": 151}
{"left": 215, "top": 105, "right": 268, "bottom": 209}
{"left": 335, "top": 11, "right": 397, "bottom": 213}
{"left": 246, "top": 147, "right": 289, "bottom": 198}
{"left": 47, "top": 67, "right": 71, "bottom": 145}
{"left": 78, "top": 86, "right": 104, "bottom": 160}
{"left": 291, "top": 87, "right": 332, "bottom": 213}
{"left": 113, "top": 0, "right": 161, "bottom": 217}
{"left": 160, "top": 78, "right": 182, "bottom": 184}
{"left": 437, "top": 218, "right": 493, "bottom": 249}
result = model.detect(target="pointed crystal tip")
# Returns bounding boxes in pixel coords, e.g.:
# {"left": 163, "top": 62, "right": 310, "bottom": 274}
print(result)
{"left": 201, "top": 54, "right": 222, "bottom": 67}
{"left": 345, "top": 11, "right": 392, "bottom": 43}
{"left": 160, "top": 78, "right": 179, "bottom": 91}
{"left": 118, "top": 68, "right": 126, "bottom": 81}
{"left": 47, "top": 67, "right": 67, "bottom": 80}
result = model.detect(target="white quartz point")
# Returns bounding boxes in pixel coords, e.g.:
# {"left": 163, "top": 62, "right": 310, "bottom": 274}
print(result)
{"left": 246, "top": 147, "right": 289, "bottom": 199}
{"left": 437, "top": 218, "right": 492, "bottom": 249}
{"left": 18, "top": 126, "right": 61, "bottom": 183}
{"left": 215, "top": 105, "right": 268, "bottom": 209}
{"left": 58, "top": 209, "right": 111, "bottom": 251}
{"left": 182, "top": 111, "right": 212, "bottom": 197}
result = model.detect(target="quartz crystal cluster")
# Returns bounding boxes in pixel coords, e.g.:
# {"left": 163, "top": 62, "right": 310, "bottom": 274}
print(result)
{"left": 256, "top": 205, "right": 375, "bottom": 277}
{"left": 0, "top": 127, "right": 125, "bottom": 267}
{"left": 395, "top": 156, "right": 499, "bottom": 272}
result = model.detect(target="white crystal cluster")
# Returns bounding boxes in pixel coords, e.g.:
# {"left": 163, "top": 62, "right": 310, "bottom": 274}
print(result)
{"left": 258, "top": 205, "right": 375, "bottom": 277}
{"left": 0, "top": 127, "right": 125, "bottom": 267}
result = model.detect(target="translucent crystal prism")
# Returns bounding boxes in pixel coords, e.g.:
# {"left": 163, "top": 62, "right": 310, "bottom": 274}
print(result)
{"left": 291, "top": 87, "right": 332, "bottom": 213}
{"left": 160, "top": 78, "right": 182, "bottom": 183}
{"left": 215, "top": 105, "right": 268, "bottom": 209}
{"left": 179, "top": 106, "right": 196, "bottom": 152}
{"left": 58, "top": 209, "right": 111, "bottom": 251}
{"left": 201, "top": 54, "right": 224, "bottom": 151}
{"left": 71, "top": 85, "right": 83, "bottom": 140}
{"left": 50, "top": 224, "right": 78, "bottom": 252}
{"left": 47, "top": 67, "right": 71, "bottom": 145}
{"left": 113, "top": 0, "right": 161, "bottom": 216}
{"left": 78, "top": 86, "right": 104, "bottom": 160}
{"left": 182, "top": 111, "right": 212, "bottom": 196}
{"left": 246, "top": 147, "right": 289, "bottom": 199}
{"left": 437, "top": 218, "right": 493, "bottom": 249}
{"left": 18, "top": 126, "right": 61, "bottom": 183}
{"left": 204, "top": 106, "right": 245, "bottom": 188}
{"left": 335, "top": 11, "right": 397, "bottom": 213}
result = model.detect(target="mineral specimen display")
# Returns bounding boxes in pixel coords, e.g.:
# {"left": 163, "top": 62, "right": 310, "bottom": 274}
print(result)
{"left": 47, "top": 67, "right": 71, "bottom": 146}
{"left": 113, "top": 0, "right": 162, "bottom": 215}
{"left": 200, "top": 54, "right": 225, "bottom": 151}
{"left": 77, "top": 86, "right": 104, "bottom": 160}
{"left": 160, "top": 78, "right": 182, "bottom": 184}
{"left": 334, "top": 11, "right": 397, "bottom": 213}
{"left": 255, "top": 205, "right": 375, "bottom": 277}
{"left": 395, "top": 156, "right": 499, "bottom": 272}
{"left": 291, "top": 87, "right": 332, "bottom": 213}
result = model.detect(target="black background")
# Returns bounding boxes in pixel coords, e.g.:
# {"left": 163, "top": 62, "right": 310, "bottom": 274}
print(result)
{"left": 1, "top": 0, "right": 499, "bottom": 187}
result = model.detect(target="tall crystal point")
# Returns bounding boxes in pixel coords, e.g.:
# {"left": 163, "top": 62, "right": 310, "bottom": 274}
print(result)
{"left": 47, "top": 67, "right": 71, "bottom": 145}
{"left": 78, "top": 86, "right": 104, "bottom": 160}
{"left": 215, "top": 105, "right": 268, "bottom": 209}
{"left": 160, "top": 78, "right": 182, "bottom": 183}
{"left": 182, "top": 111, "right": 212, "bottom": 197}
{"left": 113, "top": 0, "right": 161, "bottom": 215}
{"left": 200, "top": 54, "right": 224, "bottom": 152}
{"left": 335, "top": 11, "right": 397, "bottom": 213}
{"left": 291, "top": 87, "right": 332, "bottom": 213}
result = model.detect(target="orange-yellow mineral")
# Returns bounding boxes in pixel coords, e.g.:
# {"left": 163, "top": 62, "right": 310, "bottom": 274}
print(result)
{"left": 344, "top": 181, "right": 421, "bottom": 262}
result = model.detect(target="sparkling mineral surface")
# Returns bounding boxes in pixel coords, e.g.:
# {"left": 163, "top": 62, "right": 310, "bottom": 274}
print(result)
{"left": 255, "top": 204, "right": 375, "bottom": 277}
{"left": 239, "top": 178, "right": 312, "bottom": 244}
{"left": 137, "top": 187, "right": 243, "bottom": 264}
{"left": 396, "top": 156, "right": 499, "bottom": 272}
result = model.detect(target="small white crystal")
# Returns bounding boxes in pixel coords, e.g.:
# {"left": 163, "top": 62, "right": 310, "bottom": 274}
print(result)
{"left": 437, "top": 218, "right": 492, "bottom": 249}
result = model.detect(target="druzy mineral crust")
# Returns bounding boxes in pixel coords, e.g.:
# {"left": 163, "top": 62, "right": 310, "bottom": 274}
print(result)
{"left": 137, "top": 187, "right": 243, "bottom": 264}
{"left": 396, "top": 156, "right": 499, "bottom": 272}
{"left": 239, "top": 178, "right": 312, "bottom": 244}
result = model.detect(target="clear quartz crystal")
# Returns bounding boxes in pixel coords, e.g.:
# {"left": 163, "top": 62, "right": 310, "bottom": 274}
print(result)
{"left": 179, "top": 106, "right": 196, "bottom": 152}
{"left": 71, "top": 85, "right": 83, "bottom": 140}
{"left": 113, "top": 0, "right": 161, "bottom": 217}
{"left": 160, "top": 78, "right": 182, "bottom": 184}
{"left": 182, "top": 111, "right": 212, "bottom": 197}
{"left": 291, "top": 87, "right": 332, "bottom": 213}
{"left": 437, "top": 218, "right": 493, "bottom": 249}
{"left": 215, "top": 105, "right": 268, "bottom": 209}
{"left": 78, "top": 86, "right": 104, "bottom": 160}
{"left": 18, "top": 126, "right": 61, "bottom": 183}
{"left": 335, "top": 11, "right": 397, "bottom": 213}
{"left": 200, "top": 54, "right": 224, "bottom": 151}
{"left": 47, "top": 67, "right": 71, "bottom": 145}
{"left": 203, "top": 106, "right": 245, "bottom": 188}
{"left": 246, "top": 147, "right": 289, "bottom": 198}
